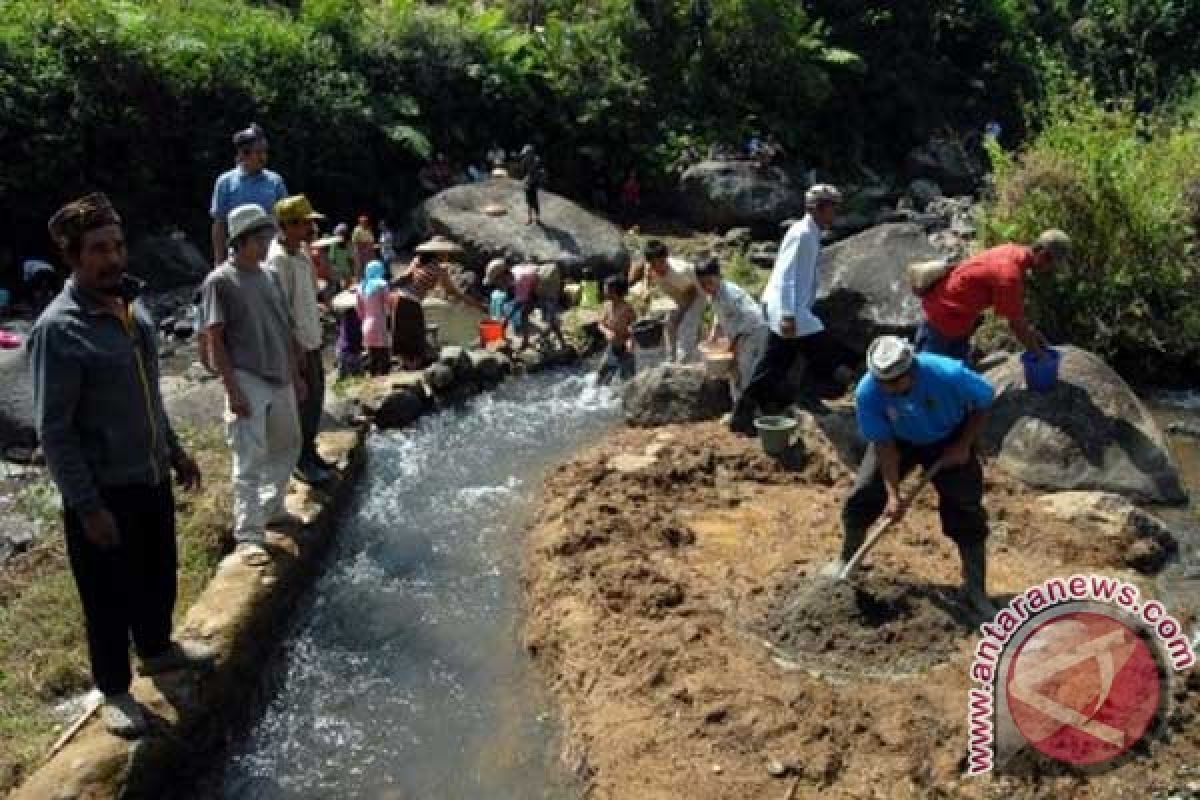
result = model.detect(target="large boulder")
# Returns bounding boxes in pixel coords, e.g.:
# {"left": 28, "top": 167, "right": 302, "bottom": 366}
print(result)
{"left": 622, "top": 364, "right": 731, "bottom": 427}
{"left": 981, "top": 346, "right": 1187, "bottom": 505}
{"left": 904, "top": 136, "right": 983, "bottom": 196}
{"left": 679, "top": 160, "right": 803, "bottom": 232}
{"left": 417, "top": 179, "right": 629, "bottom": 280}
{"left": 1036, "top": 491, "right": 1178, "bottom": 574}
{"left": 813, "top": 223, "right": 943, "bottom": 356}
{"left": 0, "top": 348, "right": 36, "bottom": 452}
{"left": 128, "top": 235, "right": 209, "bottom": 291}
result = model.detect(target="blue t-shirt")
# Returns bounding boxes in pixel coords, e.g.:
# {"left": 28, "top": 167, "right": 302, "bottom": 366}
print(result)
{"left": 210, "top": 166, "right": 288, "bottom": 224}
{"left": 855, "top": 353, "right": 995, "bottom": 445}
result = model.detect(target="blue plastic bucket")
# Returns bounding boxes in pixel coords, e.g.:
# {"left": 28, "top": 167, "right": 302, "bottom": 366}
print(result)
{"left": 1021, "top": 348, "right": 1061, "bottom": 392}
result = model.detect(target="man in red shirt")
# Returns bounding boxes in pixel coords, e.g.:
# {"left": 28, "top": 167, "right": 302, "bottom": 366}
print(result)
{"left": 917, "top": 229, "right": 1071, "bottom": 361}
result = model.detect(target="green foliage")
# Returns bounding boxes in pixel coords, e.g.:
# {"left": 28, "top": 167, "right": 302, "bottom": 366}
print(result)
{"left": 1026, "top": 0, "right": 1200, "bottom": 104}
{"left": 981, "top": 82, "right": 1200, "bottom": 383}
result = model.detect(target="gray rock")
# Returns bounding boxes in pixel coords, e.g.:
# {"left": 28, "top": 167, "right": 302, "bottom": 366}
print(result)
{"left": 467, "top": 349, "right": 502, "bottom": 383}
{"left": 905, "top": 137, "right": 983, "bottom": 195}
{"left": 908, "top": 179, "right": 943, "bottom": 211}
{"left": 721, "top": 227, "right": 754, "bottom": 248}
{"left": 748, "top": 241, "right": 779, "bottom": 267}
{"left": 1036, "top": 491, "right": 1178, "bottom": 573}
{"left": 982, "top": 346, "right": 1187, "bottom": 504}
{"left": 0, "top": 347, "right": 36, "bottom": 450}
{"left": 679, "top": 161, "right": 803, "bottom": 231}
{"left": 814, "top": 223, "right": 945, "bottom": 355}
{"left": 417, "top": 179, "right": 630, "bottom": 279}
{"left": 423, "top": 363, "right": 456, "bottom": 391}
{"left": 127, "top": 235, "right": 209, "bottom": 291}
{"left": 373, "top": 387, "right": 428, "bottom": 429}
{"left": 622, "top": 364, "right": 731, "bottom": 427}
{"left": 831, "top": 211, "right": 874, "bottom": 238}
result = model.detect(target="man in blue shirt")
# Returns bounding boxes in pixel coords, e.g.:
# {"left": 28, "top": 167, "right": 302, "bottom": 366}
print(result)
{"left": 209, "top": 123, "right": 288, "bottom": 266}
{"left": 826, "top": 335, "right": 997, "bottom": 618}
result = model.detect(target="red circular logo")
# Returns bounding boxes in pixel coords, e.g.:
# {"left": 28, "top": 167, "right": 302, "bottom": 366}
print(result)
{"left": 1005, "top": 611, "right": 1162, "bottom": 765}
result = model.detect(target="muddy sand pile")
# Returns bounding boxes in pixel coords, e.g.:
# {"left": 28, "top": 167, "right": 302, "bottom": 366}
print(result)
{"left": 525, "top": 422, "right": 1200, "bottom": 800}
{"left": 762, "top": 575, "right": 972, "bottom": 675}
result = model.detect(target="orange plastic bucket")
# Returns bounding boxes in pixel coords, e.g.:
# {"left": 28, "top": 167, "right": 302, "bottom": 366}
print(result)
{"left": 478, "top": 318, "right": 506, "bottom": 345}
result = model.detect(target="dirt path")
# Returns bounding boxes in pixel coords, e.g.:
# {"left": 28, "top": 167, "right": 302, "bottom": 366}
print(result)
{"left": 524, "top": 422, "right": 1200, "bottom": 799}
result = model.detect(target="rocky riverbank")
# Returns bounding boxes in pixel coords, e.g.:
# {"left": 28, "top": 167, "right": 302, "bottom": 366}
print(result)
{"left": 523, "top": 421, "right": 1200, "bottom": 799}
{"left": 1, "top": 327, "right": 581, "bottom": 798}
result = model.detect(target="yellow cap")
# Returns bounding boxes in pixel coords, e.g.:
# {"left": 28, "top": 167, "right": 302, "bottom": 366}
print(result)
{"left": 275, "top": 194, "right": 325, "bottom": 224}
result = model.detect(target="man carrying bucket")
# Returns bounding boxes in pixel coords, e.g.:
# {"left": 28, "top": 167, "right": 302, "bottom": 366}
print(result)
{"left": 824, "top": 336, "right": 997, "bottom": 619}
{"left": 628, "top": 239, "right": 705, "bottom": 364}
{"left": 916, "top": 230, "right": 1071, "bottom": 361}
{"left": 695, "top": 256, "right": 770, "bottom": 435}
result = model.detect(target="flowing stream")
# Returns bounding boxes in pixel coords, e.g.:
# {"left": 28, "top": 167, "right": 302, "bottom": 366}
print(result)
{"left": 216, "top": 370, "right": 619, "bottom": 799}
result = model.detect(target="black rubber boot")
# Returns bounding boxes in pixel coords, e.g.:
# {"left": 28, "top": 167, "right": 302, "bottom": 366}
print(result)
{"left": 956, "top": 537, "right": 998, "bottom": 620}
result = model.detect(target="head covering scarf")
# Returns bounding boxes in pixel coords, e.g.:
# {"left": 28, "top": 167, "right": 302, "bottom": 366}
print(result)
{"left": 48, "top": 192, "right": 122, "bottom": 252}
{"left": 362, "top": 259, "right": 388, "bottom": 298}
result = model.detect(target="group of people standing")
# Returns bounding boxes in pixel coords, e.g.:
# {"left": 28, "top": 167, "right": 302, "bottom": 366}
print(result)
{"left": 24, "top": 115, "right": 1073, "bottom": 739}
{"left": 629, "top": 182, "right": 1072, "bottom": 621}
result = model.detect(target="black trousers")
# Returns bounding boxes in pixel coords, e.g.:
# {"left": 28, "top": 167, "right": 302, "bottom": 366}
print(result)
{"left": 63, "top": 482, "right": 177, "bottom": 696}
{"left": 732, "top": 331, "right": 808, "bottom": 423}
{"left": 840, "top": 433, "right": 989, "bottom": 562}
{"left": 299, "top": 348, "right": 326, "bottom": 462}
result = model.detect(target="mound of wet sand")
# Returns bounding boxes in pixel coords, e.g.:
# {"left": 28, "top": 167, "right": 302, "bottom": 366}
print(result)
{"left": 761, "top": 573, "right": 974, "bottom": 675}
{"left": 526, "top": 421, "right": 1200, "bottom": 800}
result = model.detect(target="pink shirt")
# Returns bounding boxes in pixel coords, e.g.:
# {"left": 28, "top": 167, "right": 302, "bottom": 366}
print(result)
{"left": 356, "top": 288, "right": 391, "bottom": 348}
{"left": 512, "top": 264, "right": 539, "bottom": 303}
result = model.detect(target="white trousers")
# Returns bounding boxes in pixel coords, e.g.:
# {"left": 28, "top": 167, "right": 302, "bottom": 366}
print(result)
{"left": 226, "top": 369, "right": 302, "bottom": 542}
{"left": 731, "top": 326, "right": 770, "bottom": 404}
{"left": 666, "top": 292, "right": 706, "bottom": 365}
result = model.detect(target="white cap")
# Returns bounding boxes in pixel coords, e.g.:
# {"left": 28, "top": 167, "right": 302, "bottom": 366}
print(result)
{"left": 484, "top": 258, "right": 509, "bottom": 286}
{"left": 227, "top": 204, "right": 275, "bottom": 242}
{"left": 866, "top": 335, "right": 915, "bottom": 381}
{"left": 805, "top": 183, "right": 842, "bottom": 208}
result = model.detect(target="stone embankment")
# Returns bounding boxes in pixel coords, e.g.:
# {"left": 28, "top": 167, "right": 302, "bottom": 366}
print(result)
{"left": 9, "top": 342, "right": 578, "bottom": 800}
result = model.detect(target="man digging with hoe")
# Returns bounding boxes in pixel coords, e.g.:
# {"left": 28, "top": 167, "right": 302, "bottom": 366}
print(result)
{"left": 823, "top": 335, "right": 998, "bottom": 621}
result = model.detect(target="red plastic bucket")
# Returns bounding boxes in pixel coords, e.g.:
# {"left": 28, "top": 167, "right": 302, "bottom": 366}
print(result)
{"left": 478, "top": 318, "right": 506, "bottom": 345}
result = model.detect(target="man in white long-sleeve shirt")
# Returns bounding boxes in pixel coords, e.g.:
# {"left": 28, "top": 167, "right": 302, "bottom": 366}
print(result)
{"left": 737, "top": 184, "right": 840, "bottom": 429}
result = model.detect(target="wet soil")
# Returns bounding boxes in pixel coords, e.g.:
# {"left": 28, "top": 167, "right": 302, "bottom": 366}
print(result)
{"left": 524, "top": 421, "right": 1200, "bottom": 800}
{"left": 762, "top": 575, "right": 972, "bottom": 676}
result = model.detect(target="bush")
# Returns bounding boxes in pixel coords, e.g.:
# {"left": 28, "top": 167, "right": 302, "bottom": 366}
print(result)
{"left": 981, "top": 82, "right": 1200, "bottom": 384}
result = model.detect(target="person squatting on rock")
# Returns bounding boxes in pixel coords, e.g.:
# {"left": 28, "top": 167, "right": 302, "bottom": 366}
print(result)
{"left": 916, "top": 229, "right": 1071, "bottom": 361}
{"left": 596, "top": 274, "right": 638, "bottom": 385}
{"left": 696, "top": 255, "right": 770, "bottom": 432}
{"left": 628, "top": 239, "right": 705, "bottom": 364}
{"left": 201, "top": 204, "right": 304, "bottom": 567}
{"left": 267, "top": 195, "right": 334, "bottom": 485}
{"left": 30, "top": 193, "right": 213, "bottom": 738}
{"left": 745, "top": 183, "right": 842, "bottom": 419}
{"left": 390, "top": 235, "right": 486, "bottom": 370}
{"left": 826, "top": 335, "right": 997, "bottom": 620}
{"left": 484, "top": 258, "right": 567, "bottom": 352}
{"left": 357, "top": 259, "right": 394, "bottom": 375}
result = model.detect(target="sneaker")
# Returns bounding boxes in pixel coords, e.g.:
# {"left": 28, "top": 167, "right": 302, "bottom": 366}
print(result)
{"left": 236, "top": 541, "right": 271, "bottom": 566}
{"left": 139, "top": 640, "right": 217, "bottom": 676}
{"left": 101, "top": 693, "right": 147, "bottom": 738}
